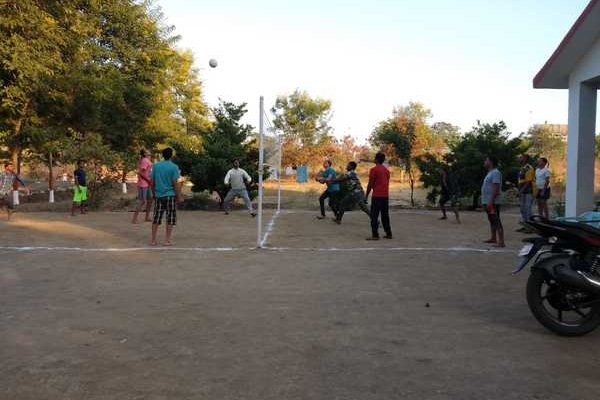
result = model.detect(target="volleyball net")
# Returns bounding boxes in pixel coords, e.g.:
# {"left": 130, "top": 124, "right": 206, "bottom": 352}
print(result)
{"left": 256, "top": 96, "right": 282, "bottom": 248}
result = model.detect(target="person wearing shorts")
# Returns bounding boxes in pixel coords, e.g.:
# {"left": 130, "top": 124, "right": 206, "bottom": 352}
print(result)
{"left": 481, "top": 155, "right": 505, "bottom": 248}
{"left": 150, "top": 147, "right": 182, "bottom": 246}
{"left": 535, "top": 157, "right": 551, "bottom": 219}
{"left": 0, "top": 162, "right": 29, "bottom": 221}
{"left": 132, "top": 149, "right": 153, "bottom": 224}
{"left": 71, "top": 160, "right": 88, "bottom": 216}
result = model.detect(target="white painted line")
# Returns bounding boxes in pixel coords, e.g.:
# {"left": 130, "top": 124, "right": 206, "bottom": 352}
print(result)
{"left": 0, "top": 246, "right": 242, "bottom": 252}
{"left": 279, "top": 209, "right": 521, "bottom": 217}
{"left": 0, "top": 245, "right": 512, "bottom": 254}
{"left": 259, "top": 210, "right": 280, "bottom": 248}
{"left": 265, "top": 246, "right": 513, "bottom": 253}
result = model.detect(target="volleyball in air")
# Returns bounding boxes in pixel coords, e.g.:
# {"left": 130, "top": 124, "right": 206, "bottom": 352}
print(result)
{"left": 209, "top": 59, "right": 218, "bottom": 68}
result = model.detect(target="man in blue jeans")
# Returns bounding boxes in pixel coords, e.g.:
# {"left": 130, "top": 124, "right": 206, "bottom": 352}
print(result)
{"left": 517, "top": 154, "right": 535, "bottom": 232}
{"left": 150, "top": 148, "right": 183, "bottom": 246}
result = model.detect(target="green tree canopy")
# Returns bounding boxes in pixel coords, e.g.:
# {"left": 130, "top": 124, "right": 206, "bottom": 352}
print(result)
{"left": 271, "top": 89, "right": 333, "bottom": 166}
{"left": 175, "top": 101, "right": 261, "bottom": 205}
{"left": 445, "top": 121, "right": 527, "bottom": 207}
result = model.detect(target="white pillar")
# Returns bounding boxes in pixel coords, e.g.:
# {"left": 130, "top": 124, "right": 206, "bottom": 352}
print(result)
{"left": 49, "top": 190, "right": 55, "bottom": 203}
{"left": 257, "top": 96, "right": 264, "bottom": 248}
{"left": 122, "top": 182, "right": 128, "bottom": 194}
{"left": 566, "top": 81, "right": 597, "bottom": 217}
{"left": 12, "top": 190, "right": 19, "bottom": 206}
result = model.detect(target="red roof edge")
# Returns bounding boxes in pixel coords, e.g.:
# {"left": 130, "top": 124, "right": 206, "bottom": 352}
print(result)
{"left": 533, "top": 0, "right": 600, "bottom": 88}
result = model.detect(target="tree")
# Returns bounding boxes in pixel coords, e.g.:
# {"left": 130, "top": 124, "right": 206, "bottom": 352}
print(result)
{"left": 370, "top": 102, "right": 434, "bottom": 206}
{"left": 414, "top": 153, "right": 446, "bottom": 204}
{"left": 1, "top": 0, "right": 209, "bottom": 196}
{"left": 445, "top": 121, "right": 527, "bottom": 208}
{"left": 431, "top": 122, "right": 461, "bottom": 150}
{"left": 524, "top": 125, "right": 566, "bottom": 159}
{"left": 176, "top": 101, "right": 261, "bottom": 205}
{"left": 0, "top": 0, "right": 72, "bottom": 169}
{"left": 271, "top": 89, "right": 333, "bottom": 166}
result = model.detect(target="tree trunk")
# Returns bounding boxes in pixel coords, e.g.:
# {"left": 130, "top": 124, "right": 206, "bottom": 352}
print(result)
{"left": 408, "top": 168, "right": 415, "bottom": 207}
{"left": 48, "top": 153, "right": 54, "bottom": 191}
{"left": 9, "top": 100, "right": 31, "bottom": 175}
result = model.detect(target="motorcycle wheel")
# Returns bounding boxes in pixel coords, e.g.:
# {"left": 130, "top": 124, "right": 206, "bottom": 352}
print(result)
{"left": 527, "top": 256, "right": 600, "bottom": 337}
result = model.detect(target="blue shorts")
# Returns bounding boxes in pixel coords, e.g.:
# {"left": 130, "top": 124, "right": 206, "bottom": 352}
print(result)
{"left": 138, "top": 187, "right": 152, "bottom": 200}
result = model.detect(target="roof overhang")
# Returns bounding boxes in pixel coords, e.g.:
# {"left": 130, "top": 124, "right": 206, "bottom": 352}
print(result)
{"left": 533, "top": 0, "right": 600, "bottom": 89}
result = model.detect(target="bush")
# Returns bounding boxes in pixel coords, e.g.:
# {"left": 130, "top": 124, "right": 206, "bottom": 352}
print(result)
{"left": 181, "top": 192, "right": 212, "bottom": 210}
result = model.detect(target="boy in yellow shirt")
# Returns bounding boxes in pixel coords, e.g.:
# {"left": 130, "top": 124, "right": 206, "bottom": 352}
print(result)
{"left": 517, "top": 154, "right": 535, "bottom": 232}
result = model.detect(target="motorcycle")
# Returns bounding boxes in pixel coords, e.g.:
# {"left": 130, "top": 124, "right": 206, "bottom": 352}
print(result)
{"left": 513, "top": 215, "right": 600, "bottom": 336}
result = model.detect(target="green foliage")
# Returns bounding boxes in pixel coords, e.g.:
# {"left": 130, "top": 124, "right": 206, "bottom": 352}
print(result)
{"left": 175, "top": 101, "right": 263, "bottom": 204}
{"left": 524, "top": 125, "right": 566, "bottom": 159}
{"left": 0, "top": 0, "right": 208, "bottom": 183}
{"left": 271, "top": 90, "right": 334, "bottom": 166}
{"left": 371, "top": 102, "right": 436, "bottom": 206}
{"left": 445, "top": 121, "right": 526, "bottom": 207}
{"left": 417, "top": 122, "right": 525, "bottom": 208}
{"left": 431, "top": 122, "right": 461, "bottom": 149}
{"left": 414, "top": 154, "right": 445, "bottom": 204}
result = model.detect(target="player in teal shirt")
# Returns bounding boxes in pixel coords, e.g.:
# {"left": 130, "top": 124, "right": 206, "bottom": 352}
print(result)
{"left": 150, "top": 147, "right": 182, "bottom": 247}
{"left": 316, "top": 159, "right": 340, "bottom": 220}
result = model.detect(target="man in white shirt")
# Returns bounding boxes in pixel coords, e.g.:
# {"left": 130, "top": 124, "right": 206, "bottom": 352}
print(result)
{"left": 223, "top": 159, "right": 256, "bottom": 217}
{"left": 535, "top": 157, "right": 551, "bottom": 219}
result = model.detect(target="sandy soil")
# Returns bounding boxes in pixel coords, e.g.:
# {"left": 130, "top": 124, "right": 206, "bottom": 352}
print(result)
{"left": 1, "top": 209, "right": 599, "bottom": 399}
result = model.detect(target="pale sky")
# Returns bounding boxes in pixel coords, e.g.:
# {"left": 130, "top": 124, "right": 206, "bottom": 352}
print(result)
{"left": 157, "top": 0, "right": 597, "bottom": 141}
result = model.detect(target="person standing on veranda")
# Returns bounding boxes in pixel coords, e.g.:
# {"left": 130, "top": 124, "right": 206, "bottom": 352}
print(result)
{"left": 132, "top": 149, "right": 153, "bottom": 224}
{"left": 223, "top": 159, "right": 256, "bottom": 217}
{"left": 517, "top": 154, "right": 535, "bottom": 232}
{"left": 535, "top": 157, "right": 551, "bottom": 220}
{"left": 150, "top": 147, "right": 183, "bottom": 246}
{"left": 365, "top": 152, "right": 392, "bottom": 240}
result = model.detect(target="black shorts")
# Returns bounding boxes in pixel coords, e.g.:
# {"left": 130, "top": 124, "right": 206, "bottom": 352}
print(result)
{"left": 0, "top": 195, "right": 13, "bottom": 209}
{"left": 536, "top": 188, "right": 551, "bottom": 200}
{"left": 153, "top": 196, "right": 177, "bottom": 225}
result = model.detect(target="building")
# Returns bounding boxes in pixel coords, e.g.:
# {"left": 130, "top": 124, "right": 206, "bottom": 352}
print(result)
{"left": 532, "top": 123, "right": 569, "bottom": 142}
{"left": 534, "top": 0, "right": 600, "bottom": 216}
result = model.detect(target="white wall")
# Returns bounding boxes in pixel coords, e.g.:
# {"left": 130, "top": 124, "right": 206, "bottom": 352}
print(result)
{"left": 566, "top": 40, "right": 599, "bottom": 216}
{"left": 571, "top": 37, "right": 600, "bottom": 84}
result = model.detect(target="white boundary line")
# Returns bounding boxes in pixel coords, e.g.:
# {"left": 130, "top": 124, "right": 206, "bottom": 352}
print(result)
{"left": 0, "top": 245, "right": 512, "bottom": 254}
{"left": 278, "top": 209, "right": 522, "bottom": 217}
{"left": 0, "top": 246, "right": 241, "bottom": 252}
{"left": 259, "top": 210, "right": 280, "bottom": 248}
{"left": 265, "top": 246, "right": 513, "bottom": 253}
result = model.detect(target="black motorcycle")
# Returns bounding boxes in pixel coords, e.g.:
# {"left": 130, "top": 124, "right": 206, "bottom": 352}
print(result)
{"left": 514, "top": 215, "right": 600, "bottom": 336}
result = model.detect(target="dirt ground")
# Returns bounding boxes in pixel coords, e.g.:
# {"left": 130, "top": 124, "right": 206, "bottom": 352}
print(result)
{"left": 1, "top": 208, "right": 600, "bottom": 400}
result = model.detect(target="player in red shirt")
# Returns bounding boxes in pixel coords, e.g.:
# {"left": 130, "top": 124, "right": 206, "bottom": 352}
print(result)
{"left": 365, "top": 152, "right": 392, "bottom": 240}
